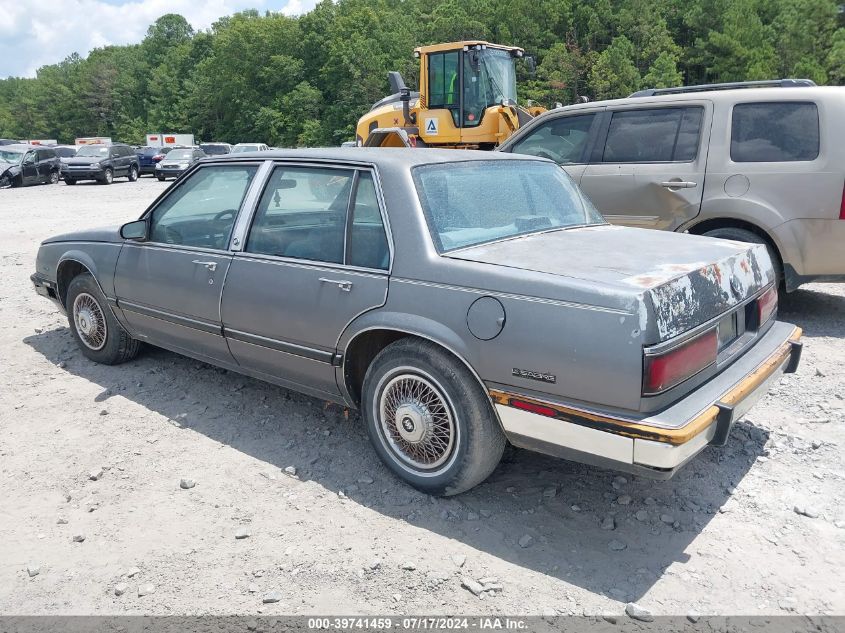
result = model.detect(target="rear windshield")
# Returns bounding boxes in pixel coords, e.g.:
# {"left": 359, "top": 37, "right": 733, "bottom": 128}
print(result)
{"left": 167, "top": 149, "right": 193, "bottom": 160}
{"left": 413, "top": 160, "right": 604, "bottom": 252}
{"left": 137, "top": 147, "right": 161, "bottom": 155}
{"left": 201, "top": 144, "right": 230, "bottom": 155}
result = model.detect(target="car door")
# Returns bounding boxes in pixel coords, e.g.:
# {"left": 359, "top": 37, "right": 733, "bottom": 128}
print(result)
{"left": 113, "top": 162, "right": 263, "bottom": 364}
{"left": 221, "top": 163, "right": 391, "bottom": 397}
{"left": 580, "top": 103, "right": 710, "bottom": 231}
{"left": 501, "top": 111, "right": 602, "bottom": 184}
{"left": 21, "top": 150, "right": 38, "bottom": 184}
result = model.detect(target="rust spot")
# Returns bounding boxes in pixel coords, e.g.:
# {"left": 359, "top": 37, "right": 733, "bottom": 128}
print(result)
{"left": 740, "top": 259, "right": 750, "bottom": 273}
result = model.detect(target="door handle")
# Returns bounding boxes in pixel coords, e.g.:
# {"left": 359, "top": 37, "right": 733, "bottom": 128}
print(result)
{"left": 192, "top": 260, "right": 218, "bottom": 272}
{"left": 660, "top": 180, "right": 697, "bottom": 189}
{"left": 319, "top": 277, "right": 353, "bottom": 292}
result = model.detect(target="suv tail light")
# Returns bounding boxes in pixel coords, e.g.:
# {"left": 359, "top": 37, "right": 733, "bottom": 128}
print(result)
{"left": 757, "top": 284, "right": 778, "bottom": 326}
{"left": 839, "top": 181, "right": 845, "bottom": 220}
{"left": 153, "top": 154, "right": 165, "bottom": 162}
{"left": 643, "top": 329, "right": 718, "bottom": 395}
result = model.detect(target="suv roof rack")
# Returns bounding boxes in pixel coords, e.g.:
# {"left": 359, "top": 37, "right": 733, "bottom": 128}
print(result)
{"left": 629, "top": 78, "right": 817, "bottom": 98}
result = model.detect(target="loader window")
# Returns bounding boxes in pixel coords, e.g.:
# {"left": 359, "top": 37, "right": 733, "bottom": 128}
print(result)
{"left": 428, "top": 51, "right": 459, "bottom": 111}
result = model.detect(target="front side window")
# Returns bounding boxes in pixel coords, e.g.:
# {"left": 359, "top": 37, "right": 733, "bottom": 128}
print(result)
{"left": 730, "top": 102, "right": 819, "bottom": 162}
{"left": 414, "top": 160, "right": 604, "bottom": 252}
{"left": 602, "top": 107, "right": 703, "bottom": 163}
{"left": 508, "top": 114, "right": 596, "bottom": 164}
{"left": 246, "top": 167, "right": 354, "bottom": 264}
{"left": 149, "top": 164, "right": 258, "bottom": 249}
{"left": 428, "top": 51, "right": 459, "bottom": 109}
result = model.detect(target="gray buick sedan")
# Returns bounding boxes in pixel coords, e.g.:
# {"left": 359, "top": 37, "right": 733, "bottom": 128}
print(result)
{"left": 31, "top": 148, "right": 802, "bottom": 495}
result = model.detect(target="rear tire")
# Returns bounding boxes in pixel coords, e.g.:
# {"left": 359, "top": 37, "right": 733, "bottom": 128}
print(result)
{"left": 361, "top": 338, "right": 506, "bottom": 496}
{"left": 66, "top": 273, "right": 141, "bottom": 365}
{"left": 702, "top": 227, "right": 783, "bottom": 288}
{"left": 127, "top": 165, "right": 138, "bottom": 181}
{"left": 48, "top": 170, "right": 59, "bottom": 184}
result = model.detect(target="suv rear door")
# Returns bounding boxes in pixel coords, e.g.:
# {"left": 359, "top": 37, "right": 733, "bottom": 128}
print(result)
{"left": 580, "top": 102, "right": 712, "bottom": 230}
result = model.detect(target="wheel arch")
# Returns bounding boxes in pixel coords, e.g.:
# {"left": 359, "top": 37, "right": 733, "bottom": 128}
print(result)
{"left": 339, "top": 321, "right": 503, "bottom": 431}
{"left": 56, "top": 253, "right": 100, "bottom": 308}
{"left": 685, "top": 216, "right": 784, "bottom": 269}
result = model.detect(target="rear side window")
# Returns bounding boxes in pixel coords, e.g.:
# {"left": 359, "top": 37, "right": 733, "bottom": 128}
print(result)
{"left": 730, "top": 102, "right": 819, "bottom": 162}
{"left": 602, "top": 107, "right": 703, "bottom": 163}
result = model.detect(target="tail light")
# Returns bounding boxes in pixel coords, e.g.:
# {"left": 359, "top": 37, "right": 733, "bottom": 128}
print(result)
{"left": 643, "top": 329, "right": 718, "bottom": 395}
{"left": 839, "top": 181, "right": 845, "bottom": 220}
{"left": 152, "top": 154, "right": 165, "bottom": 162}
{"left": 757, "top": 284, "right": 778, "bottom": 326}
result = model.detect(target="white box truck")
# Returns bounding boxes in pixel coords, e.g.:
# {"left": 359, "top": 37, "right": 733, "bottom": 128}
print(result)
{"left": 146, "top": 133, "right": 195, "bottom": 148}
{"left": 75, "top": 137, "right": 112, "bottom": 146}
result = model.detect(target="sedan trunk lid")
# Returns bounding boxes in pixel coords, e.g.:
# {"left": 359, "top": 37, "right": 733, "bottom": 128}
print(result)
{"left": 446, "top": 224, "right": 774, "bottom": 341}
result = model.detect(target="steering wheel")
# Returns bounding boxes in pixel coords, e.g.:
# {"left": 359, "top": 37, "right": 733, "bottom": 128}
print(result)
{"left": 213, "top": 209, "right": 236, "bottom": 222}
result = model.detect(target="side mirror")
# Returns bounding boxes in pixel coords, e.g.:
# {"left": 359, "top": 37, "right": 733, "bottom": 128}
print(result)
{"left": 120, "top": 219, "right": 148, "bottom": 241}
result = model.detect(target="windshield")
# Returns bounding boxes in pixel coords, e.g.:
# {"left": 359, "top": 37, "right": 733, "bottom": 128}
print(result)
{"left": 232, "top": 145, "right": 259, "bottom": 153}
{"left": 167, "top": 149, "right": 193, "bottom": 160}
{"left": 0, "top": 149, "right": 24, "bottom": 163}
{"left": 76, "top": 146, "right": 109, "bottom": 157}
{"left": 413, "top": 160, "right": 604, "bottom": 252}
{"left": 463, "top": 49, "right": 517, "bottom": 126}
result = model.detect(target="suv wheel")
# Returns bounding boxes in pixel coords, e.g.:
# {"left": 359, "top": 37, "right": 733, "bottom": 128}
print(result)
{"left": 48, "top": 170, "right": 59, "bottom": 184}
{"left": 66, "top": 273, "right": 141, "bottom": 365}
{"left": 361, "top": 338, "right": 506, "bottom": 496}
{"left": 127, "top": 165, "right": 138, "bottom": 182}
{"left": 157, "top": 174, "right": 165, "bottom": 181}
{"left": 64, "top": 178, "right": 76, "bottom": 185}
{"left": 702, "top": 227, "right": 783, "bottom": 287}
{"left": 100, "top": 168, "right": 113, "bottom": 185}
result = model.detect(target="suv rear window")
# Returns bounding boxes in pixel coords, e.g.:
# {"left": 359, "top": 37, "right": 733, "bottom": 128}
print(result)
{"left": 730, "top": 102, "right": 819, "bottom": 162}
{"left": 602, "top": 107, "right": 703, "bottom": 163}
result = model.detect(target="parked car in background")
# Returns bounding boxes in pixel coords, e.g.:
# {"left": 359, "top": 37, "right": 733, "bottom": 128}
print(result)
{"left": 62, "top": 143, "right": 139, "bottom": 185}
{"left": 155, "top": 147, "right": 206, "bottom": 180}
{"left": 0, "top": 139, "right": 19, "bottom": 146}
{"left": 136, "top": 146, "right": 176, "bottom": 176}
{"left": 499, "top": 80, "right": 845, "bottom": 292}
{"left": 0, "top": 145, "right": 61, "bottom": 187}
{"left": 30, "top": 148, "right": 801, "bottom": 495}
{"left": 199, "top": 142, "right": 232, "bottom": 155}
{"left": 231, "top": 143, "right": 269, "bottom": 153}
{"left": 53, "top": 145, "right": 78, "bottom": 162}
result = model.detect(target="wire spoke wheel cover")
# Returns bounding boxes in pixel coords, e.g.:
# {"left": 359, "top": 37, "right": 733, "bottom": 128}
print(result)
{"left": 72, "top": 292, "right": 108, "bottom": 351}
{"left": 376, "top": 369, "right": 458, "bottom": 474}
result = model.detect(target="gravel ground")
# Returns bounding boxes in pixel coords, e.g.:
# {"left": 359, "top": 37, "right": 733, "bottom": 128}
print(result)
{"left": 0, "top": 177, "right": 843, "bottom": 617}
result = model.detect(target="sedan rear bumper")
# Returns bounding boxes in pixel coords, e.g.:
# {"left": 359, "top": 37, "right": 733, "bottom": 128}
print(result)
{"left": 491, "top": 321, "right": 802, "bottom": 478}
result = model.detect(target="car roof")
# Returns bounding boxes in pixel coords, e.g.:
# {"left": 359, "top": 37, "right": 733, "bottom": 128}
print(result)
{"left": 3, "top": 144, "right": 39, "bottom": 151}
{"left": 208, "top": 147, "right": 547, "bottom": 168}
{"left": 543, "top": 85, "right": 845, "bottom": 115}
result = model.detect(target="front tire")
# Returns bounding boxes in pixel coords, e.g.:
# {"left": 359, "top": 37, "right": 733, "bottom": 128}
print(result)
{"left": 157, "top": 174, "right": 165, "bottom": 181}
{"left": 48, "top": 170, "right": 59, "bottom": 184}
{"left": 100, "top": 168, "right": 113, "bottom": 185}
{"left": 64, "top": 178, "right": 76, "bottom": 185}
{"left": 127, "top": 165, "right": 138, "bottom": 181}
{"left": 361, "top": 338, "right": 506, "bottom": 496}
{"left": 66, "top": 273, "right": 140, "bottom": 365}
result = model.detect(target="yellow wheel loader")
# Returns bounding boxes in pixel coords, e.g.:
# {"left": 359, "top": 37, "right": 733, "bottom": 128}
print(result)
{"left": 356, "top": 41, "right": 544, "bottom": 149}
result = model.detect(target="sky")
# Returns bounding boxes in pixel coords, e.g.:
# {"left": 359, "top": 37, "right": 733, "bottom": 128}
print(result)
{"left": 0, "top": 0, "right": 319, "bottom": 78}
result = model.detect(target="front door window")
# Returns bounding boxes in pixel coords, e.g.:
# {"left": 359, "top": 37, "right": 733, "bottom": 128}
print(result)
{"left": 149, "top": 164, "right": 258, "bottom": 249}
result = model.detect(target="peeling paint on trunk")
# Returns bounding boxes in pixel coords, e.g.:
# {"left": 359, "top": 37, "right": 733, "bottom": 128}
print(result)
{"left": 632, "top": 244, "right": 772, "bottom": 340}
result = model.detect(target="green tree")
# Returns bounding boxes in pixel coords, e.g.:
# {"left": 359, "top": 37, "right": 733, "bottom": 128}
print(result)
{"left": 589, "top": 36, "right": 641, "bottom": 99}
{"left": 643, "top": 51, "right": 684, "bottom": 88}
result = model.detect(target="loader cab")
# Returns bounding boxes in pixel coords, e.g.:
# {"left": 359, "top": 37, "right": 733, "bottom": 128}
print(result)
{"left": 423, "top": 42, "right": 520, "bottom": 129}
{"left": 357, "top": 40, "right": 527, "bottom": 149}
